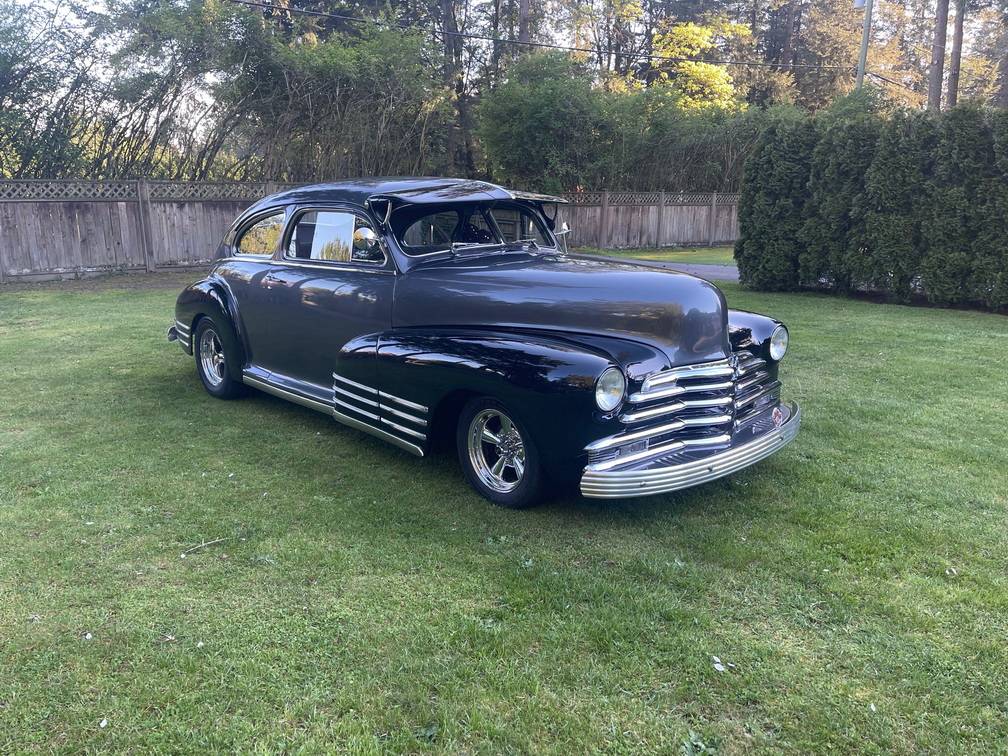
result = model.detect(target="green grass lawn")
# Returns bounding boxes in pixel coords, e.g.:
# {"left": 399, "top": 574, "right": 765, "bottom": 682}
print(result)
{"left": 2, "top": 272, "right": 1006, "bottom": 752}
{"left": 576, "top": 246, "right": 736, "bottom": 266}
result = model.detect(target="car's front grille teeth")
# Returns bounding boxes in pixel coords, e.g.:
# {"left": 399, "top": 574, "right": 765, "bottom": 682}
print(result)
{"left": 586, "top": 351, "right": 780, "bottom": 468}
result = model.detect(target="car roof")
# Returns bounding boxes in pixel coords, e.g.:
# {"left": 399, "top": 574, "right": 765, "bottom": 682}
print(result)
{"left": 245, "top": 177, "right": 566, "bottom": 214}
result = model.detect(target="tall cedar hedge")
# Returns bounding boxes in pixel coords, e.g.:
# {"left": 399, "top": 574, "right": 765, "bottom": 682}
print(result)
{"left": 734, "top": 98, "right": 1008, "bottom": 311}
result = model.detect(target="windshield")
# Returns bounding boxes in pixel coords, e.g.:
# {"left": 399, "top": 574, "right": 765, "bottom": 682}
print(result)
{"left": 390, "top": 201, "right": 554, "bottom": 256}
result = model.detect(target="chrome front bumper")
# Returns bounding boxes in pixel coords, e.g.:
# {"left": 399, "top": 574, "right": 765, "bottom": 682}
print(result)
{"left": 580, "top": 402, "right": 801, "bottom": 499}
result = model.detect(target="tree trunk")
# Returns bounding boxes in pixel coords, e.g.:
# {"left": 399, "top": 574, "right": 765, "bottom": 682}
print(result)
{"left": 928, "top": 0, "right": 950, "bottom": 112}
{"left": 781, "top": 0, "right": 797, "bottom": 68}
{"left": 946, "top": 0, "right": 965, "bottom": 107}
{"left": 518, "top": 0, "right": 530, "bottom": 46}
{"left": 998, "top": 14, "right": 1008, "bottom": 107}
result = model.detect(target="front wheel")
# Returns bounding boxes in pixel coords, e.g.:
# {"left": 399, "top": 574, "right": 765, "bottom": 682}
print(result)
{"left": 193, "top": 317, "right": 245, "bottom": 399}
{"left": 456, "top": 398, "right": 544, "bottom": 508}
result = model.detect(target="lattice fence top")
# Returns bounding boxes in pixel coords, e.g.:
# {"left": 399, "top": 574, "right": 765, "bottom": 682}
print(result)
{"left": 0, "top": 181, "right": 738, "bottom": 205}
{"left": 562, "top": 191, "right": 740, "bottom": 206}
{"left": 0, "top": 181, "right": 138, "bottom": 201}
{"left": 147, "top": 181, "right": 271, "bottom": 201}
{"left": 565, "top": 192, "right": 606, "bottom": 206}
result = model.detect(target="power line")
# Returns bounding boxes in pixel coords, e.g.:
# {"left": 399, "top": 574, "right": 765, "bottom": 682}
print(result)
{"left": 865, "top": 70, "right": 919, "bottom": 92}
{"left": 229, "top": 0, "right": 856, "bottom": 72}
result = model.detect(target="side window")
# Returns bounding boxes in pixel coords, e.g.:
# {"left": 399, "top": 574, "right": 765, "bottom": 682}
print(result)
{"left": 236, "top": 213, "right": 284, "bottom": 256}
{"left": 286, "top": 210, "right": 379, "bottom": 264}
{"left": 490, "top": 206, "right": 550, "bottom": 246}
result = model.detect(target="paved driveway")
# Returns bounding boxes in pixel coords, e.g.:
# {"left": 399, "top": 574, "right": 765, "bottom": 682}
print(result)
{"left": 589, "top": 256, "right": 740, "bottom": 282}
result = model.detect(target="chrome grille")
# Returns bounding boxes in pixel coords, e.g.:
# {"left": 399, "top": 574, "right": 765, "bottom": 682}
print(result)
{"left": 586, "top": 351, "right": 781, "bottom": 471}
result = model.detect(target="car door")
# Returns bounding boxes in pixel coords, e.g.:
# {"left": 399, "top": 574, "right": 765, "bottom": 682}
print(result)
{"left": 220, "top": 208, "right": 290, "bottom": 373}
{"left": 261, "top": 205, "right": 395, "bottom": 399}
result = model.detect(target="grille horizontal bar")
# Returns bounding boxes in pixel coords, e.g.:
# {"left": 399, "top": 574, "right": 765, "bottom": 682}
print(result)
{"left": 588, "top": 350, "right": 782, "bottom": 464}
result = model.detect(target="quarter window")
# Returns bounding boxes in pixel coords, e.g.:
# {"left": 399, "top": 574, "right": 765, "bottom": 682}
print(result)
{"left": 490, "top": 205, "right": 550, "bottom": 246}
{"left": 286, "top": 210, "right": 379, "bottom": 264}
{"left": 236, "top": 213, "right": 284, "bottom": 256}
{"left": 403, "top": 211, "right": 457, "bottom": 248}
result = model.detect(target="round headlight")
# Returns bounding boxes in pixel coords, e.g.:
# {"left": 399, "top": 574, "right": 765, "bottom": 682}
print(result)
{"left": 595, "top": 367, "right": 626, "bottom": 412}
{"left": 769, "top": 325, "right": 789, "bottom": 361}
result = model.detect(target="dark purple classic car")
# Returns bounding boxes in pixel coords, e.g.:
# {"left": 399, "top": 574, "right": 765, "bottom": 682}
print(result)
{"left": 169, "top": 178, "right": 799, "bottom": 507}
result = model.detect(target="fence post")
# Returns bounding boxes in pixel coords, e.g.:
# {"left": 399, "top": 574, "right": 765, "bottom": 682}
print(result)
{"left": 656, "top": 190, "right": 665, "bottom": 248}
{"left": 136, "top": 179, "right": 157, "bottom": 273}
{"left": 600, "top": 190, "right": 609, "bottom": 248}
{"left": 707, "top": 191, "right": 718, "bottom": 247}
{"left": 0, "top": 217, "right": 6, "bottom": 283}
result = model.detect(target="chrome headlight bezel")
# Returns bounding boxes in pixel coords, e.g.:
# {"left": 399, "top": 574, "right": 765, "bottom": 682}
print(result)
{"left": 595, "top": 367, "right": 626, "bottom": 412}
{"left": 769, "top": 325, "right": 789, "bottom": 361}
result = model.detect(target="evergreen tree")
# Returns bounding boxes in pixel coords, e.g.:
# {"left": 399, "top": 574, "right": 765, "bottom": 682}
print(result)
{"left": 862, "top": 110, "right": 937, "bottom": 301}
{"left": 969, "top": 109, "right": 1008, "bottom": 309}
{"left": 800, "top": 105, "right": 881, "bottom": 292}
{"left": 920, "top": 105, "right": 995, "bottom": 305}
{"left": 734, "top": 115, "right": 815, "bottom": 290}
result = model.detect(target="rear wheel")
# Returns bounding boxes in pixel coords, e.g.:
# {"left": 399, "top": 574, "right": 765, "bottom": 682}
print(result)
{"left": 456, "top": 398, "right": 543, "bottom": 508}
{"left": 194, "top": 317, "right": 244, "bottom": 399}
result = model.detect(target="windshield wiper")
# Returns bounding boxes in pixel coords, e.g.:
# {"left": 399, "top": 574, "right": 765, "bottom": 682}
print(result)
{"left": 450, "top": 241, "right": 506, "bottom": 256}
{"left": 505, "top": 237, "right": 540, "bottom": 251}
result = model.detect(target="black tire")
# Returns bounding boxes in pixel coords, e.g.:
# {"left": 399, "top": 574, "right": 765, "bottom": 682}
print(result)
{"left": 193, "top": 317, "right": 245, "bottom": 399}
{"left": 456, "top": 397, "right": 544, "bottom": 509}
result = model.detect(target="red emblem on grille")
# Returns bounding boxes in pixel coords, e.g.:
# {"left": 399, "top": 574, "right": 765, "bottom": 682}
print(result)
{"left": 772, "top": 406, "right": 784, "bottom": 428}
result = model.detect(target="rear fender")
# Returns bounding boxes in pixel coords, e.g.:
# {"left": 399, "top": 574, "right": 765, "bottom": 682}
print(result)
{"left": 174, "top": 276, "right": 246, "bottom": 364}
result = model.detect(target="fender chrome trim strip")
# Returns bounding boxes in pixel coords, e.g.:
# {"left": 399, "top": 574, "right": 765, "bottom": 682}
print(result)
{"left": 333, "top": 396, "right": 380, "bottom": 420}
{"left": 380, "top": 417, "right": 426, "bottom": 441}
{"left": 377, "top": 390, "right": 428, "bottom": 414}
{"left": 580, "top": 403, "right": 801, "bottom": 498}
{"left": 334, "top": 408, "right": 425, "bottom": 456}
{"left": 382, "top": 404, "right": 428, "bottom": 427}
{"left": 334, "top": 384, "right": 379, "bottom": 407}
{"left": 332, "top": 373, "right": 379, "bottom": 395}
{"left": 245, "top": 372, "right": 424, "bottom": 457}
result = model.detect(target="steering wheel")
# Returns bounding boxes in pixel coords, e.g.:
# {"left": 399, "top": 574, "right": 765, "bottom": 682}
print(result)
{"left": 459, "top": 223, "right": 495, "bottom": 244}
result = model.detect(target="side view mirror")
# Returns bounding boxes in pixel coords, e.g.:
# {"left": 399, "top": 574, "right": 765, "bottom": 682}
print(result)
{"left": 555, "top": 221, "right": 570, "bottom": 254}
{"left": 352, "top": 227, "right": 383, "bottom": 262}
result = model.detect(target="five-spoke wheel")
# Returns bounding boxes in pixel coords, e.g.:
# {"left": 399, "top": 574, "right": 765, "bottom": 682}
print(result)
{"left": 198, "top": 328, "right": 227, "bottom": 388}
{"left": 468, "top": 408, "right": 527, "bottom": 493}
{"left": 457, "top": 398, "right": 542, "bottom": 508}
{"left": 193, "top": 317, "right": 244, "bottom": 399}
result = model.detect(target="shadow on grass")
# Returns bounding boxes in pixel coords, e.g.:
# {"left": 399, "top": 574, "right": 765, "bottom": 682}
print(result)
{"left": 143, "top": 360, "right": 766, "bottom": 541}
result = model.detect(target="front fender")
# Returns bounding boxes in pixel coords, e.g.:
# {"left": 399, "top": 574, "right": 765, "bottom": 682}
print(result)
{"left": 728, "top": 309, "right": 784, "bottom": 357}
{"left": 374, "top": 329, "right": 620, "bottom": 472}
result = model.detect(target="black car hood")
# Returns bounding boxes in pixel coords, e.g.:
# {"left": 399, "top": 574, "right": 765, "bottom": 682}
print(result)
{"left": 393, "top": 253, "right": 729, "bottom": 367}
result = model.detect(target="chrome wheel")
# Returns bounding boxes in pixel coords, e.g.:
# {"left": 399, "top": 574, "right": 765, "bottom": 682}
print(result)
{"left": 198, "top": 327, "right": 226, "bottom": 387}
{"left": 467, "top": 409, "right": 526, "bottom": 494}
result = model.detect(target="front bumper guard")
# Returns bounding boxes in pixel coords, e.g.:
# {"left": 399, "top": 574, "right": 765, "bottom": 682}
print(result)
{"left": 580, "top": 402, "right": 801, "bottom": 499}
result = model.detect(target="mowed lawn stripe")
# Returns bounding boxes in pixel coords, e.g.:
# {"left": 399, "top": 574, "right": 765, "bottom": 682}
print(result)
{"left": 0, "top": 275, "right": 1006, "bottom": 752}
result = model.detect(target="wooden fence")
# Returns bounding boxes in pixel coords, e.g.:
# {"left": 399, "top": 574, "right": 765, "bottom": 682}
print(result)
{"left": 0, "top": 181, "right": 739, "bottom": 282}
{"left": 559, "top": 190, "right": 739, "bottom": 250}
